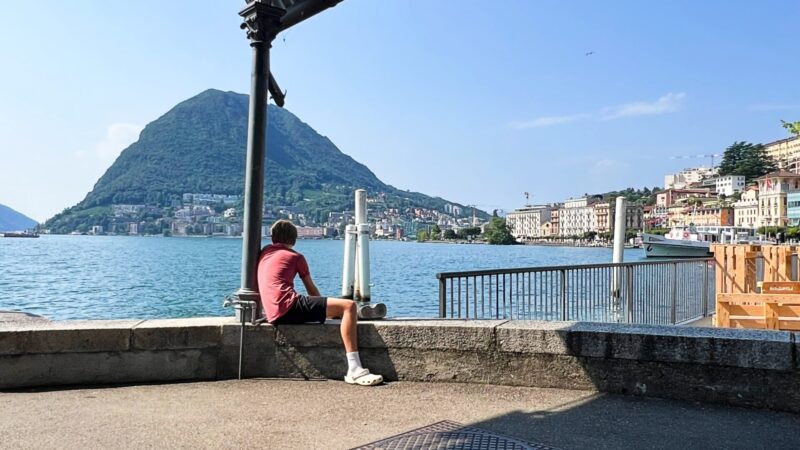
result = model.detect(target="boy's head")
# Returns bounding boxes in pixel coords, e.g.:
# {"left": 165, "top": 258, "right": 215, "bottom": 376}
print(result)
{"left": 271, "top": 219, "right": 297, "bottom": 246}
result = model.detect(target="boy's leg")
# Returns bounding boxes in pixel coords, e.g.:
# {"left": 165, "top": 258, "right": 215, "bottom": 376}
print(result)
{"left": 326, "top": 298, "right": 383, "bottom": 386}
{"left": 326, "top": 298, "right": 358, "bottom": 352}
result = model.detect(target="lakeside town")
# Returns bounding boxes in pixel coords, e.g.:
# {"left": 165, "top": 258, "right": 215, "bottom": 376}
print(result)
{"left": 38, "top": 134, "right": 800, "bottom": 245}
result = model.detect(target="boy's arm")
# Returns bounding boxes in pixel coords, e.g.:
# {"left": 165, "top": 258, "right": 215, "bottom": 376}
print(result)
{"left": 300, "top": 274, "right": 321, "bottom": 297}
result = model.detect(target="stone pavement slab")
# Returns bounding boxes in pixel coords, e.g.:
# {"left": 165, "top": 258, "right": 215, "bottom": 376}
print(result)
{"left": 1, "top": 380, "right": 798, "bottom": 450}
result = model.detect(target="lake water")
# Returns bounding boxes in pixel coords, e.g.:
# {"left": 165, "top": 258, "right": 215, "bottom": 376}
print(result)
{"left": 0, "top": 235, "right": 644, "bottom": 320}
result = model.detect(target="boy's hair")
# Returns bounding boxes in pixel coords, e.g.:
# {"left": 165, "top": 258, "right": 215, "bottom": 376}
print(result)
{"left": 271, "top": 220, "right": 297, "bottom": 246}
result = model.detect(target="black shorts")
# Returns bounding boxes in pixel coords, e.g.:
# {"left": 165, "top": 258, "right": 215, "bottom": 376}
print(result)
{"left": 272, "top": 295, "right": 328, "bottom": 324}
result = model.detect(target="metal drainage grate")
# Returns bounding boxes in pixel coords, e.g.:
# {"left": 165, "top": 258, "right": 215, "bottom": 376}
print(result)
{"left": 352, "top": 420, "right": 559, "bottom": 450}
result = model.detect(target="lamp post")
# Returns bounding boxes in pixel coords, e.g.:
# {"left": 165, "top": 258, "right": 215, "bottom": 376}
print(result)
{"left": 232, "top": 2, "right": 285, "bottom": 321}
{"left": 232, "top": 0, "right": 343, "bottom": 322}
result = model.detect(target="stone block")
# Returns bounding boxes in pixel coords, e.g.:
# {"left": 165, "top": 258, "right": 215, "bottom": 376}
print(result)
{"left": 132, "top": 319, "right": 224, "bottom": 350}
{"left": 0, "top": 349, "right": 218, "bottom": 389}
{"left": 362, "top": 320, "right": 506, "bottom": 351}
{"left": 496, "top": 321, "right": 794, "bottom": 370}
{"left": 0, "top": 326, "right": 133, "bottom": 356}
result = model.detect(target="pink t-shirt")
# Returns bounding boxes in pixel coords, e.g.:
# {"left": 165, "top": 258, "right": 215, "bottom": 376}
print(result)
{"left": 256, "top": 244, "right": 310, "bottom": 322}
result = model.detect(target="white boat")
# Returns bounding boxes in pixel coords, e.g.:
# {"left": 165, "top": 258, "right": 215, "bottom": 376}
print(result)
{"left": 642, "top": 226, "right": 711, "bottom": 258}
{"left": 642, "top": 225, "right": 759, "bottom": 258}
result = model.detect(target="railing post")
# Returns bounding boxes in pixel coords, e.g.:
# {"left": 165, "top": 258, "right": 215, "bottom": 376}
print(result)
{"left": 626, "top": 265, "right": 634, "bottom": 323}
{"left": 438, "top": 275, "right": 446, "bottom": 318}
{"left": 702, "top": 261, "right": 709, "bottom": 317}
{"left": 560, "top": 269, "right": 567, "bottom": 321}
{"left": 671, "top": 262, "right": 678, "bottom": 324}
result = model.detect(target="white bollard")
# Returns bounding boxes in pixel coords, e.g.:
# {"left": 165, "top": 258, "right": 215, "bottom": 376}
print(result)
{"left": 341, "top": 224, "right": 357, "bottom": 299}
{"left": 354, "top": 189, "right": 367, "bottom": 225}
{"left": 611, "top": 196, "right": 627, "bottom": 322}
{"left": 355, "top": 223, "right": 371, "bottom": 301}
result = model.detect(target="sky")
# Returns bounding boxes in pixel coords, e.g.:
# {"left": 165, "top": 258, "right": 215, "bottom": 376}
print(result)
{"left": 1, "top": 1, "right": 799, "bottom": 222}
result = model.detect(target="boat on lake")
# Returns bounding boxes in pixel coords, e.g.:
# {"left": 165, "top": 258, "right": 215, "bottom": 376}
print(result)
{"left": 641, "top": 226, "right": 710, "bottom": 258}
{"left": 1, "top": 231, "right": 39, "bottom": 238}
{"left": 641, "top": 225, "right": 759, "bottom": 258}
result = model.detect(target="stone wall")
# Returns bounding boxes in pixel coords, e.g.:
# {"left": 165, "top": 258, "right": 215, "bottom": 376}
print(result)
{"left": 1, "top": 318, "right": 798, "bottom": 412}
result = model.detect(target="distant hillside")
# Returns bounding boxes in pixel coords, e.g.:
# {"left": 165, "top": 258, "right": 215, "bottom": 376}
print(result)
{"left": 0, "top": 204, "right": 38, "bottom": 232}
{"left": 46, "top": 89, "right": 484, "bottom": 232}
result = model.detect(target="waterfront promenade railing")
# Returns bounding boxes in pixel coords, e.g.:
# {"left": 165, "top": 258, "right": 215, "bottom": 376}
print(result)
{"left": 436, "top": 258, "right": 715, "bottom": 325}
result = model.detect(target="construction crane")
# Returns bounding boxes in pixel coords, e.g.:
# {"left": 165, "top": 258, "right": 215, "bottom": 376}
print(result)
{"left": 669, "top": 153, "right": 722, "bottom": 168}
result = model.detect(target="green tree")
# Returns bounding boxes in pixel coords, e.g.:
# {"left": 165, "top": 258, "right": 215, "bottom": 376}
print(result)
{"left": 416, "top": 230, "right": 429, "bottom": 242}
{"left": 484, "top": 217, "right": 517, "bottom": 245}
{"left": 718, "top": 141, "right": 777, "bottom": 182}
{"left": 782, "top": 120, "right": 800, "bottom": 137}
{"left": 443, "top": 229, "right": 456, "bottom": 239}
{"left": 430, "top": 224, "right": 441, "bottom": 239}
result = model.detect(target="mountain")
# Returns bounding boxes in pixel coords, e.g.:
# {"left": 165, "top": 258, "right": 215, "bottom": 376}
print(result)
{"left": 0, "top": 204, "right": 38, "bottom": 232}
{"left": 45, "top": 89, "right": 482, "bottom": 233}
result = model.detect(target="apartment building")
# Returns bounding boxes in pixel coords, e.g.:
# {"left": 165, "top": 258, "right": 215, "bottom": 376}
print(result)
{"left": 757, "top": 170, "right": 800, "bottom": 227}
{"left": 715, "top": 175, "right": 746, "bottom": 196}
{"left": 505, "top": 205, "right": 552, "bottom": 241}
{"left": 765, "top": 136, "right": 800, "bottom": 172}
{"left": 559, "top": 197, "right": 598, "bottom": 237}
{"left": 733, "top": 185, "right": 759, "bottom": 229}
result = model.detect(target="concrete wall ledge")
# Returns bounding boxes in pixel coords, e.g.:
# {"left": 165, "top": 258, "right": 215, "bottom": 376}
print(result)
{"left": 1, "top": 318, "right": 798, "bottom": 412}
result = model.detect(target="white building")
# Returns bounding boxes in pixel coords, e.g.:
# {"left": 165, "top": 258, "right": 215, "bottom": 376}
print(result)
{"left": 505, "top": 206, "right": 552, "bottom": 240}
{"left": 664, "top": 167, "right": 718, "bottom": 190}
{"left": 715, "top": 175, "right": 746, "bottom": 196}
{"left": 733, "top": 185, "right": 758, "bottom": 229}
{"left": 559, "top": 198, "right": 598, "bottom": 237}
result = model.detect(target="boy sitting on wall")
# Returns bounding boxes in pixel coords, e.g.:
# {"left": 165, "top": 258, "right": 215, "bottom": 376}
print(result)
{"left": 257, "top": 219, "right": 383, "bottom": 386}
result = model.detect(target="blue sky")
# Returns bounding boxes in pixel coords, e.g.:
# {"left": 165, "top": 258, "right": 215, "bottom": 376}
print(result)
{"left": 1, "top": 1, "right": 799, "bottom": 221}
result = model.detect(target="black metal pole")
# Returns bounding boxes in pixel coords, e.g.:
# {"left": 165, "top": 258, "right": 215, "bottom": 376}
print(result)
{"left": 236, "top": 2, "right": 285, "bottom": 321}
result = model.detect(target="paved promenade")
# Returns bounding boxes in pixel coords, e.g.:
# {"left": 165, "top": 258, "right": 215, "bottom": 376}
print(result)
{"left": 2, "top": 380, "right": 799, "bottom": 449}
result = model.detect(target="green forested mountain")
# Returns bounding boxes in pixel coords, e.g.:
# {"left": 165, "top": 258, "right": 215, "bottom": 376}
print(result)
{"left": 0, "top": 204, "right": 38, "bottom": 232}
{"left": 46, "top": 89, "right": 478, "bottom": 232}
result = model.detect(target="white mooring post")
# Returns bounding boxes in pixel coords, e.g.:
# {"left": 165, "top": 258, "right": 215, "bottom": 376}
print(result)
{"left": 341, "top": 189, "right": 386, "bottom": 319}
{"left": 611, "top": 196, "right": 627, "bottom": 322}
{"left": 341, "top": 224, "right": 357, "bottom": 299}
{"left": 356, "top": 223, "right": 371, "bottom": 301}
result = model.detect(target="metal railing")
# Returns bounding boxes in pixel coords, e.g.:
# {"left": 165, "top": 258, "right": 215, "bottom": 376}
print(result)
{"left": 436, "top": 258, "right": 715, "bottom": 325}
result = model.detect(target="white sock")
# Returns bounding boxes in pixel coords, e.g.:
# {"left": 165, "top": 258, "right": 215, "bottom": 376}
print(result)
{"left": 346, "top": 351, "right": 364, "bottom": 376}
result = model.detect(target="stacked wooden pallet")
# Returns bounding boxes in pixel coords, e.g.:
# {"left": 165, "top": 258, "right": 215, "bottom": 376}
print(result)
{"left": 712, "top": 244, "right": 800, "bottom": 330}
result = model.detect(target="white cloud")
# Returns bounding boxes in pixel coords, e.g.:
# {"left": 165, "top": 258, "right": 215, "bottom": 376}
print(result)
{"left": 510, "top": 92, "right": 686, "bottom": 129}
{"left": 600, "top": 92, "right": 686, "bottom": 120}
{"left": 509, "top": 113, "right": 590, "bottom": 129}
{"left": 75, "top": 123, "right": 143, "bottom": 161}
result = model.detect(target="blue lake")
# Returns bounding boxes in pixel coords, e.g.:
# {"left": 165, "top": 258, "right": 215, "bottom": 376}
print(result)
{"left": 0, "top": 235, "right": 644, "bottom": 320}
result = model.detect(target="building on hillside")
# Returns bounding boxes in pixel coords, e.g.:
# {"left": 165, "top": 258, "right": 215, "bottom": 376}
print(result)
{"left": 734, "top": 185, "right": 759, "bottom": 229}
{"left": 594, "top": 202, "right": 645, "bottom": 233}
{"left": 549, "top": 206, "right": 561, "bottom": 237}
{"left": 296, "top": 226, "right": 334, "bottom": 239}
{"left": 788, "top": 192, "right": 800, "bottom": 227}
{"left": 715, "top": 175, "right": 746, "bottom": 196}
{"left": 765, "top": 136, "right": 800, "bottom": 172}
{"left": 559, "top": 197, "right": 599, "bottom": 237}
{"left": 656, "top": 188, "right": 713, "bottom": 207}
{"left": 757, "top": 170, "right": 800, "bottom": 228}
{"left": 668, "top": 204, "right": 733, "bottom": 227}
{"left": 505, "top": 206, "right": 552, "bottom": 241}
{"left": 664, "top": 167, "right": 718, "bottom": 190}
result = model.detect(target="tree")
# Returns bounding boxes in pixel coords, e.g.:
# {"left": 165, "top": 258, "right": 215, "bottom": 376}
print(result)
{"left": 443, "top": 229, "right": 456, "bottom": 239}
{"left": 484, "top": 217, "right": 517, "bottom": 245}
{"left": 782, "top": 120, "right": 800, "bottom": 137}
{"left": 416, "top": 230, "right": 429, "bottom": 242}
{"left": 430, "top": 224, "right": 441, "bottom": 239}
{"left": 718, "top": 141, "right": 777, "bottom": 182}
